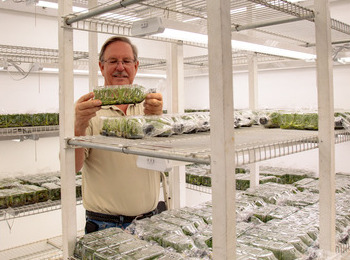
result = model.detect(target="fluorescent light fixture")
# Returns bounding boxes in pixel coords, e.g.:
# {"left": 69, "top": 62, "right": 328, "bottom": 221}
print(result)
{"left": 42, "top": 68, "right": 165, "bottom": 78}
{"left": 183, "top": 17, "right": 202, "bottom": 23}
{"left": 42, "top": 68, "right": 96, "bottom": 74}
{"left": 42, "top": 68, "right": 58, "bottom": 72}
{"left": 36, "top": 1, "right": 87, "bottom": 12}
{"left": 136, "top": 73, "right": 166, "bottom": 79}
{"left": 154, "top": 28, "right": 208, "bottom": 44}
{"left": 154, "top": 28, "right": 316, "bottom": 60}
{"left": 231, "top": 39, "right": 316, "bottom": 60}
{"left": 230, "top": 7, "right": 247, "bottom": 14}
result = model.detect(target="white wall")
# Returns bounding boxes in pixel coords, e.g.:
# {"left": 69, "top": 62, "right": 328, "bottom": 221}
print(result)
{"left": 184, "top": 65, "right": 350, "bottom": 110}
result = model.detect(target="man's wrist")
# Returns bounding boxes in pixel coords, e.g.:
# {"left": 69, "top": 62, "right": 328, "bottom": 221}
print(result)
{"left": 74, "top": 127, "right": 86, "bottom": 136}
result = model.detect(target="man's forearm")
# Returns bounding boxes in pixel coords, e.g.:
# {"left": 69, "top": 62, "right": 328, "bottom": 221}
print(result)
{"left": 75, "top": 147, "right": 85, "bottom": 173}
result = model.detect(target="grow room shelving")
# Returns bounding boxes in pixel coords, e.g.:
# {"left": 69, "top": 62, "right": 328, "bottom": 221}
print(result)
{"left": 57, "top": 0, "right": 350, "bottom": 259}
{"left": 0, "top": 126, "right": 59, "bottom": 141}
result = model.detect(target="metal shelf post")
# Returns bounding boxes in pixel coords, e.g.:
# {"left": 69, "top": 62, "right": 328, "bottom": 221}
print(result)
{"left": 58, "top": 0, "right": 77, "bottom": 258}
{"left": 315, "top": 0, "right": 336, "bottom": 255}
{"left": 207, "top": 0, "right": 236, "bottom": 258}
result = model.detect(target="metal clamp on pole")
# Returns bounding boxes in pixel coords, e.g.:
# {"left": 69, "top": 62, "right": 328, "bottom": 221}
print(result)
{"left": 65, "top": 137, "right": 79, "bottom": 149}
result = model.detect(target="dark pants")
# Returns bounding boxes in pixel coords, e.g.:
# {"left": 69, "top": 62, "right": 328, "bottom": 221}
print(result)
{"left": 85, "top": 201, "right": 167, "bottom": 234}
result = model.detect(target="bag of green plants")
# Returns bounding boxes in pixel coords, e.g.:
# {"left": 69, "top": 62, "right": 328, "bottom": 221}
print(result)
{"left": 143, "top": 115, "right": 175, "bottom": 137}
{"left": 100, "top": 116, "right": 146, "bottom": 139}
{"left": 259, "top": 111, "right": 281, "bottom": 128}
{"left": 237, "top": 244, "right": 278, "bottom": 260}
{"left": 238, "top": 235, "right": 303, "bottom": 260}
{"left": 93, "top": 84, "right": 148, "bottom": 105}
{"left": 172, "top": 114, "right": 199, "bottom": 134}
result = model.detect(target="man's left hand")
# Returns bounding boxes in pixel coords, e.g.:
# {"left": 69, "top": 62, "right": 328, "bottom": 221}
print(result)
{"left": 144, "top": 93, "right": 163, "bottom": 115}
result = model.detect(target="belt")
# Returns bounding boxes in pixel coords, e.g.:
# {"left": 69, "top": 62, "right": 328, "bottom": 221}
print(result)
{"left": 86, "top": 209, "right": 157, "bottom": 224}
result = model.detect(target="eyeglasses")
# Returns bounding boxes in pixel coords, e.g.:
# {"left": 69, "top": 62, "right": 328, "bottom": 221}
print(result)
{"left": 102, "top": 58, "right": 136, "bottom": 67}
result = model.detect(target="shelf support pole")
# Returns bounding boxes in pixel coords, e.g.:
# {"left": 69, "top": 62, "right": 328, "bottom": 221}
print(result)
{"left": 207, "top": 0, "right": 236, "bottom": 258}
{"left": 58, "top": 0, "right": 77, "bottom": 258}
{"left": 89, "top": 0, "right": 99, "bottom": 92}
{"left": 248, "top": 53, "right": 258, "bottom": 110}
{"left": 166, "top": 41, "right": 186, "bottom": 209}
{"left": 166, "top": 42, "right": 184, "bottom": 114}
{"left": 314, "top": 0, "right": 336, "bottom": 255}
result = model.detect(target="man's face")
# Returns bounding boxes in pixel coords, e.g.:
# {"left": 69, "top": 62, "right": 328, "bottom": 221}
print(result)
{"left": 99, "top": 41, "right": 139, "bottom": 85}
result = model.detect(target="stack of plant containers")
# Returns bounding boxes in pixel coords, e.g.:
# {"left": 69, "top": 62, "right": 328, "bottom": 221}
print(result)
{"left": 0, "top": 113, "right": 59, "bottom": 128}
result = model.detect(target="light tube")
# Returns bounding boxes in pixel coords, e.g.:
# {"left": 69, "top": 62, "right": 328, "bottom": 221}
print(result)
{"left": 36, "top": 1, "right": 87, "bottom": 12}
{"left": 42, "top": 68, "right": 165, "bottom": 78}
{"left": 154, "top": 29, "right": 316, "bottom": 60}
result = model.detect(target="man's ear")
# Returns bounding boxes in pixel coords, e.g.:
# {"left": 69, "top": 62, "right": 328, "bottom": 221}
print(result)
{"left": 99, "top": 61, "right": 104, "bottom": 72}
{"left": 134, "top": 60, "right": 139, "bottom": 73}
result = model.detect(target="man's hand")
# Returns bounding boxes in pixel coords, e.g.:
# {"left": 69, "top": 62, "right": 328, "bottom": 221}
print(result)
{"left": 144, "top": 93, "right": 163, "bottom": 115}
{"left": 75, "top": 92, "right": 102, "bottom": 136}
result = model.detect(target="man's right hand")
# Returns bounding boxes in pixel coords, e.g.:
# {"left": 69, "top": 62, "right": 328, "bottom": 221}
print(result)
{"left": 75, "top": 92, "right": 102, "bottom": 136}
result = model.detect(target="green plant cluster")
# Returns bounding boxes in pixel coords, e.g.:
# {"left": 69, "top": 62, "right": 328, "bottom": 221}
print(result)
{"left": 93, "top": 84, "right": 147, "bottom": 105}
{"left": 185, "top": 167, "right": 249, "bottom": 188}
{"left": 101, "top": 117, "right": 146, "bottom": 139}
{"left": 75, "top": 169, "right": 350, "bottom": 259}
{"left": 0, "top": 172, "right": 81, "bottom": 209}
{"left": 101, "top": 113, "right": 210, "bottom": 139}
{"left": 0, "top": 113, "right": 59, "bottom": 128}
{"left": 260, "top": 111, "right": 350, "bottom": 130}
{"left": 184, "top": 109, "right": 210, "bottom": 113}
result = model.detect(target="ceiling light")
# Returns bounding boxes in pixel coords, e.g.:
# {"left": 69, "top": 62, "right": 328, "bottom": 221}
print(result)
{"left": 154, "top": 28, "right": 315, "bottom": 60}
{"left": 154, "top": 29, "right": 208, "bottom": 44}
{"left": 42, "top": 68, "right": 96, "bottom": 74}
{"left": 183, "top": 17, "right": 202, "bottom": 23}
{"left": 230, "top": 7, "right": 247, "bottom": 14}
{"left": 231, "top": 39, "right": 316, "bottom": 60}
{"left": 42, "top": 68, "right": 58, "bottom": 73}
{"left": 136, "top": 73, "right": 166, "bottom": 79}
{"left": 36, "top": 1, "right": 87, "bottom": 12}
{"left": 42, "top": 68, "right": 165, "bottom": 78}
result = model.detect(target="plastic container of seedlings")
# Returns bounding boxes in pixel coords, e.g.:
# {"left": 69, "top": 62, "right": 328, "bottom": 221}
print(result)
{"left": 259, "top": 111, "right": 281, "bottom": 128}
{"left": 100, "top": 116, "right": 147, "bottom": 139}
{"left": 93, "top": 84, "right": 148, "bottom": 105}
{"left": 161, "top": 233, "right": 196, "bottom": 253}
{"left": 125, "top": 244, "right": 165, "bottom": 259}
{"left": 238, "top": 235, "right": 303, "bottom": 260}
{"left": 143, "top": 115, "right": 175, "bottom": 137}
{"left": 41, "top": 182, "right": 61, "bottom": 201}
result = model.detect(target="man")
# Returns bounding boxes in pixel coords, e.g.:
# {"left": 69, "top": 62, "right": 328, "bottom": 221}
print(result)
{"left": 74, "top": 36, "right": 163, "bottom": 233}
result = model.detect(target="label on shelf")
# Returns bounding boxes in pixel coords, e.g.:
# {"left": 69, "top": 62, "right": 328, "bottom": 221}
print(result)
{"left": 136, "top": 156, "right": 189, "bottom": 171}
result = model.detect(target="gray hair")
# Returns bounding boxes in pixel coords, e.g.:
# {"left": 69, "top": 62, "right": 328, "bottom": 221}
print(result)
{"left": 99, "top": 36, "right": 138, "bottom": 62}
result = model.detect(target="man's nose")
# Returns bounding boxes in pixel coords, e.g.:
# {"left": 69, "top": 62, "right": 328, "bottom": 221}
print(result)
{"left": 116, "top": 62, "right": 125, "bottom": 70}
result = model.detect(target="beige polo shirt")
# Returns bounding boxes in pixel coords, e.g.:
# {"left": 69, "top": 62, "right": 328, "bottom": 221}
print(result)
{"left": 82, "top": 103, "right": 161, "bottom": 216}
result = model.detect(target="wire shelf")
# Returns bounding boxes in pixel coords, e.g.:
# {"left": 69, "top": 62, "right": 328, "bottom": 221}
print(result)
{"left": 63, "top": 0, "right": 350, "bottom": 49}
{"left": 0, "top": 126, "right": 59, "bottom": 141}
{"left": 67, "top": 127, "right": 350, "bottom": 166}
{"left": 0, "top": 231, "right": 84, "bottom": 260}
{"left": 0, "top": 198, "right": 82, "bottom": 222}
{"left": 186, "top": 183, "right": 212, "bottom": 194}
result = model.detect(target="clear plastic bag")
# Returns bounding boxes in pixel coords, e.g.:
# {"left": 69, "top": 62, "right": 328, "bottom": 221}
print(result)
{"left": 93, "top": 84, "right": 148, "bottom": 105}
